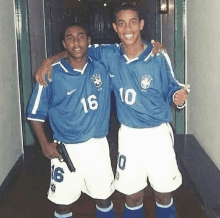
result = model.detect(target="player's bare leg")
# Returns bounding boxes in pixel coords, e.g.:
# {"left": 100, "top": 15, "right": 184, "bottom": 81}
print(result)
{"left": 125, "top": 190, "right": 144, "bottom": 207}
{"left": 95, "top": 198, "right": 115, "bottom": 218}
{"left": 153, "top": 190, "right": 176, "bottom": 218}
{"left": 54, "top": 204, "right": 72, "bottom": 218}
{"left": 95, "top": 198, "right": 111, "bottom": 208}
{"left": 122, "top": 190, "right": 144, "bottom": 218}
{"left": 153, "top": 191, "right": 172, "bottom": 205}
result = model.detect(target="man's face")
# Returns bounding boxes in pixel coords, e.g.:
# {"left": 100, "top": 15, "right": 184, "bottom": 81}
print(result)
{"left": 112, "top": 10, "right": 144, "bottom": 46}
{"left": 63, "top": 26, "right": 90, "bottom": 60}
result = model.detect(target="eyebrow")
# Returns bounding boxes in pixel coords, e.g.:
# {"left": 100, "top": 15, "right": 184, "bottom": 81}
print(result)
{"left": 78, "top": 32, "right": 86, "bottom": 36}
{"left": 130, "top": 18, "right": 138, "bottom": 21}
{"left": 117, "top": 18, "right": 138, "bottom": 23}
{"left": 65, "top": 34, "right": 73, "bottom": 37}
{"left": 65, "top": 32, "right": 86, "bottom": 37}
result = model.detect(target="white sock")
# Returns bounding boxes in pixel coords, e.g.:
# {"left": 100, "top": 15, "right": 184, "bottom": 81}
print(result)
{"left": 54, "top": 211, "right": 73, "bottom": 218}
{"left": 156, "top": 197, "right": 173, "bottom": 208}
{"left": 125, "top": 203, "right": 143, "bottom": 210}
{"left": 96, "top": 202, "right": 113, "bottom": 212}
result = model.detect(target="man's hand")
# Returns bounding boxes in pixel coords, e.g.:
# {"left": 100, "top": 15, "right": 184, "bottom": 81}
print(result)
{"left": 151, "top": 40, "right": 166, "bottom": 55}
{"left": 35, "top": 51, "right": 67, "bottom": 85}
{"left": 174, "top": 87, "right": 188, "bottom": 106}
{"left": 41, "top": 142, "right": 61, "bottom": 159}
{"left": 35, "top": 58, "right": 53, "bottom": 86}
{"left": 30, "top": 121, "right": 62, "bottom": 159}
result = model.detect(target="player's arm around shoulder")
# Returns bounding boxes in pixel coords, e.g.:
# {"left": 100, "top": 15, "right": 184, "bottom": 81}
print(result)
{"left": 35, "top": 51, "right": 67, "bottom": 86}
{"left": 151, "top": 40, "right": 166, "bottom": 55}
{"left": 88, "top": 43, "right": 119, "bottom": 68}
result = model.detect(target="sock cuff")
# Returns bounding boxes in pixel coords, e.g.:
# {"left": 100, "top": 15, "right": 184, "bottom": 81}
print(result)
{"left": 156, "top": 197, "right": 173, "bottom": 208}
{"left": 54, "top": 211, "right": 72, "bottom": 218}
{"left": 96, "top": 202, "right": 113, "bottom": 212}
{"left": 125, "top": 203, "right": 143, "bottom": 210}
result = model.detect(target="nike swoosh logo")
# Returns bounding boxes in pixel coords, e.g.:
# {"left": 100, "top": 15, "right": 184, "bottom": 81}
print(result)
{"left": 67, "top": 89, "right": 76, "bottom": 95}
{"left": 110, "top": 74, "right": 115, "bottom": 77}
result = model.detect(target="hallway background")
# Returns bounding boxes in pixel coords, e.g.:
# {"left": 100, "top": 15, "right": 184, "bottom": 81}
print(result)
{"left": 1, "top": 0, "right": 220, "bottom": 217}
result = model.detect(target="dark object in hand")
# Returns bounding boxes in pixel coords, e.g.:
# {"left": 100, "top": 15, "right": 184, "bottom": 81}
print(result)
{"left": 56, "top": 141, "right": 76, "bottom": 172}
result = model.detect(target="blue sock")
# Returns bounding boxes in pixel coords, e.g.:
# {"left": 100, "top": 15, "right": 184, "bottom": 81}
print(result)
{"left": 96, "top": 202, "right": 115, "bottom": 218}
{"left": 122, "top": 204, "right": 144, "bottom": 218}
{"left": 53, "top": 211, "right": 73, "bottom": 218}
{"left": 156, "top": 198, "right": 176, "bottom": 218}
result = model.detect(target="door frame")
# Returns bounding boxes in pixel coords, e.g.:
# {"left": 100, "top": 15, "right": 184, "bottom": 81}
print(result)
{"left": 156, "top": 0, "right": 186, "bottom": 134}
{"left": 14, "top": 0, "right": 34, "bottom": 146}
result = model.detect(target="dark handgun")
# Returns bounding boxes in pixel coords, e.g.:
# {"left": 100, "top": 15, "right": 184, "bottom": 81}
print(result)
{"left": 56, "top": 141, "right": 76, "bottom": 172}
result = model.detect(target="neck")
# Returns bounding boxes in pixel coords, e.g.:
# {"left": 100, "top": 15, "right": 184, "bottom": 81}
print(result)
{"left": 68, "top": 56, "right": 87, "bottom": 70}
{"left": 122, "top": 38, "right": 144, "bottom": 59}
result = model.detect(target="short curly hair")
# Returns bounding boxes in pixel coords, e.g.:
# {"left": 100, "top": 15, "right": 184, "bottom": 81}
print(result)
{"left": 62, "top": 22, "right": 89, "bottom": 41}
{"left": 113, "top": 3, "right": 141, "bottom": 23}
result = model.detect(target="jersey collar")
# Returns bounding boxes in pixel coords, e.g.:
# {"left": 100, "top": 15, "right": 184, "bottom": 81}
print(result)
{"left": 60, "top": 57, "right": 91, "bottom": 75}
{"left": 120, "top": 40, "right": 153, "bottom": 64}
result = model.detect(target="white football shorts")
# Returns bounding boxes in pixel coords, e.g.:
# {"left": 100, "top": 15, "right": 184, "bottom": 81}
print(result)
{"left": 48, "top": 137, "right": 115, "bottom": 205}
{"left": 115, "top": 123, "right": 182, "bottom": 195}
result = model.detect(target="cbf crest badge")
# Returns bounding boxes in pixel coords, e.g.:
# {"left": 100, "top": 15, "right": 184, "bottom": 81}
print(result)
{"left": 91, "top": 74, "right": 102, "bottom": 88}
{"left": 140, "top": 75, "right": 153, "bottom": 90}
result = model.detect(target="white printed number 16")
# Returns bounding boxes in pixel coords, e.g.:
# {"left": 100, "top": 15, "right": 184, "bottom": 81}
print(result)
{"left": 81, "top": 95, "right": 98, "bottom": 113}
{"left": 119, "top": 88, "right": 136, "bottom": 105}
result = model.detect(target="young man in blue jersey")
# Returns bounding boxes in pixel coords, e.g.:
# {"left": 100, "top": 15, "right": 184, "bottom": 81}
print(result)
{"left": 34, "top": 4, "right": 188, "bottom": 218}
{"left": 27, "top": 22, "right": 116, "bottom": 218}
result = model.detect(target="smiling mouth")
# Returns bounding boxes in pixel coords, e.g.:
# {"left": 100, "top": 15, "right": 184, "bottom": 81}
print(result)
{"left": 124, "top": 34, "right": 133, "bottom": 39}
{"left": 74, "top": 48, "right": 81, "bottom": 52}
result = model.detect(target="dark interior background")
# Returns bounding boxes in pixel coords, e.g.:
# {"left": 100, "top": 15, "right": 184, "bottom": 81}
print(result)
{"left": 44, "top": 0, "right": 157, "bottom": 56}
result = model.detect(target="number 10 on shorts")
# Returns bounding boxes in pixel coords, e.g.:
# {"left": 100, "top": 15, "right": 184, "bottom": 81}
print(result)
{"left": 118, "top": 154, "right": 126, "bottom": 170}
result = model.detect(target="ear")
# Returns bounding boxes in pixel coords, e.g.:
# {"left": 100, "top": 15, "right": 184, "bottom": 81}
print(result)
{"left": 62, "top": 40, "right": 66, "bottom": 49}
{"left": 140, "top": 19, "right": 144, "bottom": 30}
{"left": 87, "top": 36, "right": 91, "bottom": 45}
{"left": 112, "top": 23, "right": 117, "bottom": 33}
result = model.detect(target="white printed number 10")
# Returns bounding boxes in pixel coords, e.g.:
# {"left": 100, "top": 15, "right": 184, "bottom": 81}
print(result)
{"left": 81, "top": 95, "right": 98, "bottom": 113}
{"left": 119, "top": 88, "right": 136, "bottom": 105}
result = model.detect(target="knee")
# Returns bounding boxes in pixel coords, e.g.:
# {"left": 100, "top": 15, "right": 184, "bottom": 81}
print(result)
{"left": 126, "top": 190, "right": 144, "bottom": 207}
{"left": 55, "top": 204, "right": 72, "bottom": 214}
{"left": 95, "top": 198, "right": 111, "bottom": 208}
{"left": 153, "top": 191, "right": 172, "bottom": 205}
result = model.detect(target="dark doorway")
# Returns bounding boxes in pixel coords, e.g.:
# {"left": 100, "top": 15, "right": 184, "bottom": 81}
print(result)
{"left": 44, "top": 0, "right": 157, "bottom": 56}
{"left": 44, "top": 0, "right": 121, "bottom": 57}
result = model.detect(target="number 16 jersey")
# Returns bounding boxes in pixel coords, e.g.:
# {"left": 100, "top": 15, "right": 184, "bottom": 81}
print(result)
{"left": 26, "top": 57, "right": 111, "bottom": 144}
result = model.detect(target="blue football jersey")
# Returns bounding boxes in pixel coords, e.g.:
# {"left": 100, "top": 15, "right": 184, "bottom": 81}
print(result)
{"left": 88, "top": 41, "right": 182, "bottom": 128}
{"left": 27, "top": 57, "right": 111, "bottom": 143}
